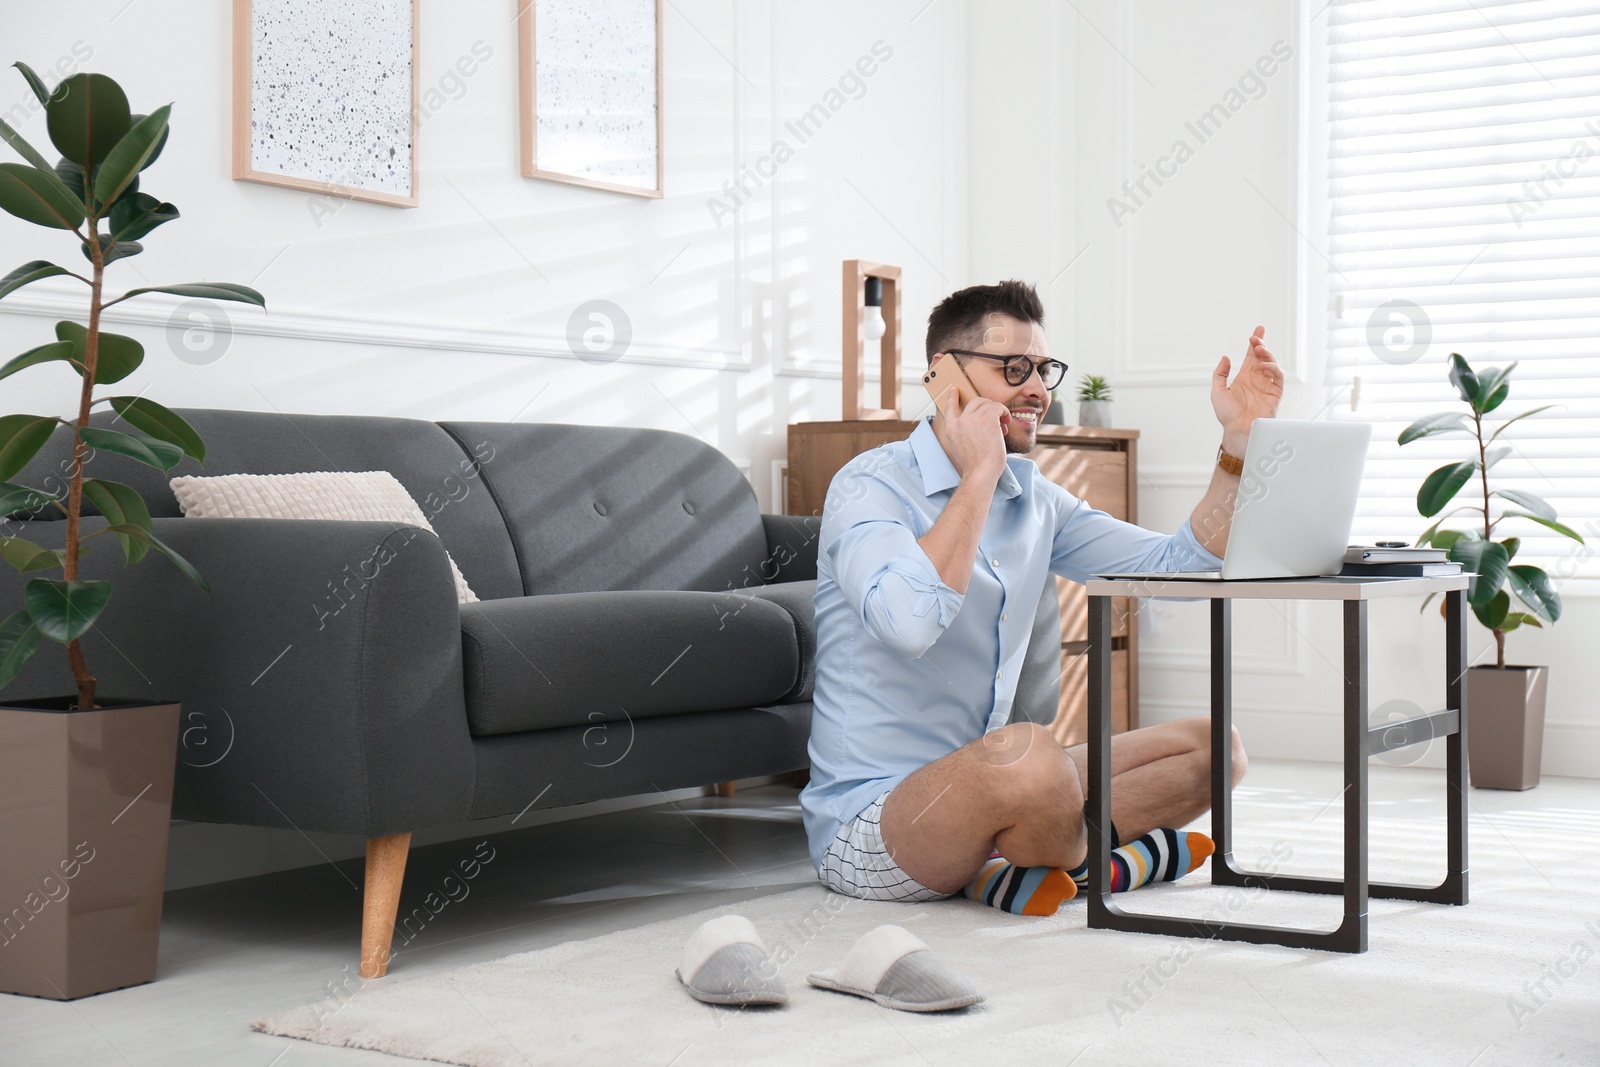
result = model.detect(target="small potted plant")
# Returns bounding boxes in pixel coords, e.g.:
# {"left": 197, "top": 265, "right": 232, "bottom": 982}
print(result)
{"left": 0, "top": 63, "right": 263, "bottom": 998}
{"left": 1076, "top": 374, "right": 1114, "bottom": 428}
{"left": 1400, "top": 353, "right": 1582, "bottom": 791}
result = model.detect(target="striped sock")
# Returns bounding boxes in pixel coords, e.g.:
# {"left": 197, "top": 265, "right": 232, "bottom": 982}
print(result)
{"left": 1067, "top": 829, "right": 1215, "bottom": 893}
{"left": 962, "top": 849, "right": 1077, "bottom": 916}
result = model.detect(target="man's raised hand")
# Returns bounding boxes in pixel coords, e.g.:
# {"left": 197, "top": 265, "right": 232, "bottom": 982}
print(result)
{"left": 1211, "top": 324, "right": 1285, "bottom": 451}
{"left": 939, "top": 386, "right": 1009, "bottom": 484}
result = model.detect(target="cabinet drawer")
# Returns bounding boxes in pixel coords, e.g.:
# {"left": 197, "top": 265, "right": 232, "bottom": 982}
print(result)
{"left": 1050, "top": 647, "right": 1129, "bottom": 748}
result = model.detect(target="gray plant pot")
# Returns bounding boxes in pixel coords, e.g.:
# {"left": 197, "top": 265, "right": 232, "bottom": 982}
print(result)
{"left": 1466, "top": 665, "right": 1548, "bottom": 790}
{"left": 1042, "top": 400, "right": 1066, "bottom": 425}
{"left": 1078, "top": 399, "right": 1113, "bottom": 429}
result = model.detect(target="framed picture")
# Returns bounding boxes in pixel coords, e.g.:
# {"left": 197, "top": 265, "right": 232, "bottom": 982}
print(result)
{"left": 517, "top": 0, "right": 664, "bottom": 199}
{"left": 232, "top": 0, "right": 419, "bottom": 207}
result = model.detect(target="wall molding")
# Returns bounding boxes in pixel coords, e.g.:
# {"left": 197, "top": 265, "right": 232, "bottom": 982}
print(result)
{"left": 1137, "top": 464, "right": 1210, "bottom": 490}
{"left": 1140, "top": 599, "right": 1310, "bottom": 676}
{"left": 0, "top": 284, "right": 752, "bottom": 372}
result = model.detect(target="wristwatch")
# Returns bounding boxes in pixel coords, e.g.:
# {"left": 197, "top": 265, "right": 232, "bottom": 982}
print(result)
{"left": 1216, "top": 445, "right": 1244, "bottom": 477}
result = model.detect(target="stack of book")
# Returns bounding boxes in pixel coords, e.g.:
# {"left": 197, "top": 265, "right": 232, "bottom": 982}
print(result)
{"left": 1339, "top": 545, "right": 1463, "bottom": 577}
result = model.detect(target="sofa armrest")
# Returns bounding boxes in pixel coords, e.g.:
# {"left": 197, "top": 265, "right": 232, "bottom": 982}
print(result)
{"left": 760, "top": 514, "right": 820, "bottom": 584}
{"left": 0, "top": 516, "right": 475, "bottom": 837}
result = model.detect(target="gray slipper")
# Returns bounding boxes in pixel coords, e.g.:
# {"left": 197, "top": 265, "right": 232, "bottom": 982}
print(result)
{"left": 675, "top": 914, "right": 788, "bottom": 1006}
{"left": 807, "top": 924, "right": 984, "bottom": 1012}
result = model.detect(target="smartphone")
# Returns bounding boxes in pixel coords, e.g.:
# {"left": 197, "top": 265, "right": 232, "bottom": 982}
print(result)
{"left": 922, "top": 352, "right": 979, "bottom": 412}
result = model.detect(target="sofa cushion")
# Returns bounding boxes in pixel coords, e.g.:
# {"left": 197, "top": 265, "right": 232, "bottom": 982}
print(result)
{"left": 459, "top": 589, "right": 802, "bottom": 736}
{"left": 438, "top": 422, "right": 769, "bottom": 596}
{"left": 743, "top": 580, "right": 815, "bottom": 703}
{"left": 170, "top": 470, "right": 479, "bottom": 603}
{"left": 14, "top": 408, "right": 525, "bottom": 600}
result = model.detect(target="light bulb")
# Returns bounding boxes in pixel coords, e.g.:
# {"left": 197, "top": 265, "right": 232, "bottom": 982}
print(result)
{"left": 863, "top": 304, "right": 886, "bottom": 342}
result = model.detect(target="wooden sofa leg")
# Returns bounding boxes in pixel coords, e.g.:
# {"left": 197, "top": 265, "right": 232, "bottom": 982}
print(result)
{"left": 714, "top": 781, "right": 737, "bottom": 798}
{"left": 360, "top": 832, "right": 411, "bottom": 978}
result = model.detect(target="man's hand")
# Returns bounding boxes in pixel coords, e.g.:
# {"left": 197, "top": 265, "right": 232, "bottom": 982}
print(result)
{"left": 937, "top": 386, "right": 1009, "bottom": 484}
{"left": 1211, "top": 325, "right": 1285, "bottom": 454}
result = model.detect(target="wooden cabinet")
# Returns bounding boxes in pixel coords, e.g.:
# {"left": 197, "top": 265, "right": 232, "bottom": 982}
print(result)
{"left": 786, "top": 421, "right": 1141, "bottom": 748}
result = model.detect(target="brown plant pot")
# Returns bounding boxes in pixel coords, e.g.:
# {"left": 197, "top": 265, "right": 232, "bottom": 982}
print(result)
{"left": 1467, "top": 665, "right": 1548, "bottom": 791}
{"left": 0, "top": 697, "right": 179, "bottom": 1000}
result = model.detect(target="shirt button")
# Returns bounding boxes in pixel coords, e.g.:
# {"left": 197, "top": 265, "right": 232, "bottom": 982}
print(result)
{"left": 997, "top": 670, "right": 1003, "bottom": 679}
{"left": 991, "top": 558, "right": 1000, "bottom": 566}
{"left": 1002, "top": 612, "right": 1008, "bottom": 622}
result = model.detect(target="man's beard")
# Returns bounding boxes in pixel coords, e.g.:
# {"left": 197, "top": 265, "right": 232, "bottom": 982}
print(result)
{"left": 1004, "top": 419, "right": 1038, "bottom": 454}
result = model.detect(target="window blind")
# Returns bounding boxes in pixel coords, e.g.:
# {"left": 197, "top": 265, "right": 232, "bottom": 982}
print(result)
{"left": 1319, "top": 0, "right": 1600, "bottom": 583}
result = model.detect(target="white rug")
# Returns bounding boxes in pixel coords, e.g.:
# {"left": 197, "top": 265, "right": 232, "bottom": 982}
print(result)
{"left": 255, "top": 808, "right": 1600, "bottom": 1066}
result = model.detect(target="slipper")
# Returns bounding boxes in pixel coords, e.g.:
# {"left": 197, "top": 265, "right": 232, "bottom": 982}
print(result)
{"left": 675, "top": 914, "right": 788, "bottom": 1006}
{"left": 806, "top": 924, "right": 984, "bottom": 1012}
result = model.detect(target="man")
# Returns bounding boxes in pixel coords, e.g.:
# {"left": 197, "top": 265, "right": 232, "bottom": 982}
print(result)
{"left": 799, "top": 279, "right": 1284, "bottom": 914}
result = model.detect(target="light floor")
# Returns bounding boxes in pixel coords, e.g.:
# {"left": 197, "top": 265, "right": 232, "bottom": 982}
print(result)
{"left": 4, "top": 760, "right": 1597, "bottom": 1067}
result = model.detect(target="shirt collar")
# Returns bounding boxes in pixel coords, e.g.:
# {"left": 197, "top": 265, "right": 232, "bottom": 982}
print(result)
{"left": 907, "top": 416, "right": 1022, "bottom": 500}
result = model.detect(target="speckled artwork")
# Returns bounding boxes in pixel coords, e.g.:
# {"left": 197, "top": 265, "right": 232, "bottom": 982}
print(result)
{"left": 534, "top": 0, "right": 659, "bottom": 191}
{"left": 247, "top": 0, "right": 414, "bottom": 199}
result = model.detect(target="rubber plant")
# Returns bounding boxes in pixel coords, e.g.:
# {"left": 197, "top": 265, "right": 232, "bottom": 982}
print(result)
{"left": 0, "top": 64, "right": 264, "bottom": 707}
{"left": 1399, "top": 352, "right": 1583, "bottom": 666}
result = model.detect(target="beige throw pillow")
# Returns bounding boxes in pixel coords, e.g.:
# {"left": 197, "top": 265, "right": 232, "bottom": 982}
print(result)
{"left": 169, "top": 470, "right": 478, "bottom": 604}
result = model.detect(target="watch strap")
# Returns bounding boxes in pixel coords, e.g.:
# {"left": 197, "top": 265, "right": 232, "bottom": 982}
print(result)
{"left": 1216, "top": 446, "right": 1244, "bottom": 477}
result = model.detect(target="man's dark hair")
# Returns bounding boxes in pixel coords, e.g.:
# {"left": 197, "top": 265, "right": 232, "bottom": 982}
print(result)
{"left": 924, "top": 279, "right": 1044, "bottom": 364}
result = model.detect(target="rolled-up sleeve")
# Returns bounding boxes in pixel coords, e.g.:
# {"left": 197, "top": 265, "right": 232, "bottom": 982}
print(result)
{"left": 821, "top": 475, "right": 964, "bottom": 659}
{"left": 1045, "top": 481, "right": 1225, "bottom": 582}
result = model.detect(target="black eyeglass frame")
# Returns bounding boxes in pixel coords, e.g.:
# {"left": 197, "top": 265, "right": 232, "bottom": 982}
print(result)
{"left": 945, "top": 350, "right": 1070, "bottom": 389}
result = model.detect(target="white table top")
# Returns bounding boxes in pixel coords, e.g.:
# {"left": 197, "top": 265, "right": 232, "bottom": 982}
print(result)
{"left": 1084, "top": 574, "right": 1471, "bottom": 601}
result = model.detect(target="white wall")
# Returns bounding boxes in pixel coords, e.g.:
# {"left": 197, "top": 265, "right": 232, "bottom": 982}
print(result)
{"left": 1, "top": 0, "right": 970, "bottom": 517}
{"left": 970, "top": 0, "right": 1599, "bottom": 779}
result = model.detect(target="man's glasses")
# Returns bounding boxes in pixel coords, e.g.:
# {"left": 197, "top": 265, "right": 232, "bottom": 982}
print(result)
{"left": 946, "top": 350, "right": 1069, "bottom": 390}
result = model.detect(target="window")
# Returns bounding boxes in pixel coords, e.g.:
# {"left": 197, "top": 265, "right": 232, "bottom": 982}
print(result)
{"left": 1312, "top": 0, "right": 1600, "bottom": 585}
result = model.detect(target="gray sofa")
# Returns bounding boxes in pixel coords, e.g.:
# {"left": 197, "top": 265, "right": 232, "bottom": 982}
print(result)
{"left": 4, "top": 408, "right": 1062, "bottom": 975}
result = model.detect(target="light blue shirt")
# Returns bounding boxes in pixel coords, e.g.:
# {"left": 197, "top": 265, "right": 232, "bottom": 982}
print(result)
{"left": 799, "top": 416, "right": 1224, "bottom": 871}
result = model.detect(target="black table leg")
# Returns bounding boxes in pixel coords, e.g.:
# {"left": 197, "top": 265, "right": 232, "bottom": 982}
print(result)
{"left": 1444, "top": 587, "right": 1469, "bottom": 904}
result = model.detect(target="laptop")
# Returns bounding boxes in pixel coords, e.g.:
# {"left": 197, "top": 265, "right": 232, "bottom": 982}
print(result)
{"left": 1097, "top": 418, "right": 1373, "bottom": 581}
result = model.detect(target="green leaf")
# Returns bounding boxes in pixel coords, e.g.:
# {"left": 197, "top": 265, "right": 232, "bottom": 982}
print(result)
{"left": 24, "top": 577, "right": 112, "bottom": 644}
{"left": 125, "top": 113, "right": 170, "bottom": 172}
{"left": 82, "top": 478, "right": 152, "bottom": 563}
{"left": 0, "top": 536, "right": 62, "bottom": 573}
{"left": 1449, "top": 538, "right": 1510, "bottom": 607}
{"left": 0, "top": 609, "right": 41, "bottom": 689}
{"left": 54, "top": 321, "right": 144, "bottom": 383}
{"left": 1494, "top": 488, "right": 1556, "bottom": 520}
{"left": 1474, "top": 362, "right": 1516, "bottom": 408}
{"left": 1482, "top": 446, "right": 1512, "bottom": 470}
{"left": 1501, "top": 612, "right": 1543, "bottom": 633}
{"left": 1417, "top": 461, "right": 1477, "bottom": 517}
{"left": 93, "top": 105, "right": 170, "bottom": 207}
{"left": 1425, "top": 528, "right": 1468, "bottom": 551}
{"left": 117, "top": 282, "right": 265, "bottom": 308}
{"left": 0, "top": 161, "right": 87, "bottom": 229}
{"left": 12, "top": 63, "right": 51, "bottom": 107}
{"left": 145, "top": 530, "right": 208, "bottom": 594}
{"left": 108, "top": 193, "right": 178, "bottom": 243}
{"left": 1473, "top": 588, "right": 1509, "bottom": 630}
{"left": 106, "top": 397, "right": 204, "bottom": 461}
{"left": 79, "top": 234, "right": 143, "bottom": 265}
{"left": 1501, "top": 510, "right": 1585, "bottom": 544}
{"left": 0, "top": 340, "right": 78, "bottom": 384}
{"left": 1398, "top": 412, "right": 1470, "bottom": 445}
{"left": 54, "top": 157, "right": 87, "bottom": 201}
{"left": 1447, "top": 353, "right": 1479, "bottom": 405}
{"left": 0, "top": 415, "right": 60, "bottom": 481}
{"left": 1506, "top": 564, "right": 1561, "bottom": 623}
{"left": 77, "top": 426, "right": 183, "bottom": 472}
{"left": 0, "top": 481, "right": 57, "bottom": 516}
{"left": 1488, "top": 404, "right": 1559, "bottom": 443}
{"left": 46, "top": 73, "right": 131, "bottom": 168}
{"left": 1501, "top": 536, "right": 1520, "bottom": 561}
{"left": 1419, "top": 590, "right": 1441, "bottom": 615}
{"left": 0, "top": 260, "right": 75, "bottom": 302}
{"left": 0, "top": 113, "right": 56, "bottom": 174}
{"left": 1479, "top": 381, "right": 1510, "bottom": 414}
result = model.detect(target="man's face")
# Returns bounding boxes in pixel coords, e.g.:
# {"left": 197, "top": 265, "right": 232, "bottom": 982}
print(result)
{"left": 948, "top": 313, "right": 1053, "bottom": 454}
